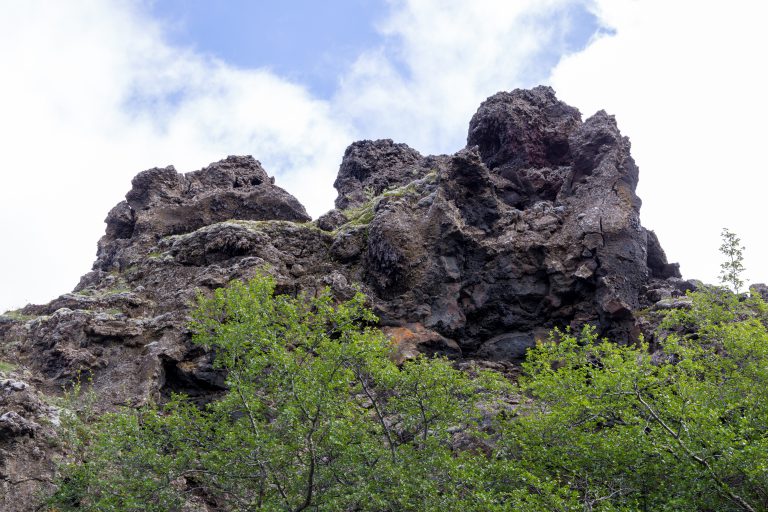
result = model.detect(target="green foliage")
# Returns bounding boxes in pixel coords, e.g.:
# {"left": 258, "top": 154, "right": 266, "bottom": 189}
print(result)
{"left": 720, "top": 227, "right": 746, "bottom": 293}
{"left": 340, "top": 173, "right": 431, "bottom": 228}
{"left": 230, "top": 219, "right": 323, "bottom": 233}
{"left": 342, "top": 200, "right": 377, "bottom": 226}
{"left": 48, "top": 275, "right": 768, "bottom": 511}
{"left": 0, "top": 360, "right": 15, "bottom": 374}
{"left": 49, "top": 275, "right": 551, "bottom": 511}
{"left": 363, "top": 184, "right": 377, "bottom": 201}
{"left": 509, "top": 291, "right": 768, "bottom": 511}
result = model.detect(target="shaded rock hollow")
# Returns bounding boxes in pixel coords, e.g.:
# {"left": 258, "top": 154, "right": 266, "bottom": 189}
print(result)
{"left": 0, "top": 86, "right": 686, "bottom": 510}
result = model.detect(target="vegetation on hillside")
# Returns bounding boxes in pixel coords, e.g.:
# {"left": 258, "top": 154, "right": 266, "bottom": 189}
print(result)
{"left": 47, "top": 235, "right": 768, "bottom": 511}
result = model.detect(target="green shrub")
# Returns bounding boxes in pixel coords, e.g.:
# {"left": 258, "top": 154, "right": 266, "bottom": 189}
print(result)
{"left": 48, "top": 275, "right": 560, "bottom": 511}
{"left": 508, "top": 290, "right": 768, "bottom": 511}
{"left": 48, "top": 276, "right": 768, "bottom": 511}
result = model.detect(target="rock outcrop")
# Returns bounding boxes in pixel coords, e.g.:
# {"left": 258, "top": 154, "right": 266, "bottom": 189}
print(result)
{"left": 96, "top": 155, "right": 310, "bottom": 273}
{"left": 0, "top": 86, "right": 685, "bottom": 510}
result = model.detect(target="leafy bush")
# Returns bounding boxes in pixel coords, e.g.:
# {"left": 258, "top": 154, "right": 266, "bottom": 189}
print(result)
{"left": 508, "top": 290, "right": 768, "bottom": 511}
{"left": 48, "top": 275, "right": 570, "bottom": 511}
{"left": 47, "top": 276, "right": 768, "bottom": 511}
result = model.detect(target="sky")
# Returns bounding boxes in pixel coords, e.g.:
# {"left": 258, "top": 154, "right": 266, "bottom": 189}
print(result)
{"left": 1, "top": 0, "right": 767, "bottom": 311}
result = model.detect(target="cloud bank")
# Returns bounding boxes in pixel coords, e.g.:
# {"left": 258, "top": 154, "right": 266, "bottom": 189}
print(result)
{"left": 550, "top": 0, "right": 768, "bottom": 286}
{"left": 1, "top": 0, "right": 593, "bottom": 310}
{"left": 0, "top": 1, "right": 351, "bottom": 309}
{"left": 336, "top": 0, "right": 591, "bottom": 154}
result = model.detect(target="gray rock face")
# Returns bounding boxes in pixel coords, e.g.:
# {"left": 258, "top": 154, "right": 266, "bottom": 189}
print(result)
{"left": 0, "top": 87, "right": 681, "bottom": 509}
{"left": 339, "top": 87, "right": 680, "bottom": 349}
{"left": 96, "top": 155, "right": 310, "bottom": 272}
{"left": 468, "top": 86, "right": 580, "bottom": 174}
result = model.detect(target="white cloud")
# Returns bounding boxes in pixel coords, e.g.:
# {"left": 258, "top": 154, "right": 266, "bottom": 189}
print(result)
{"left": 15, "top": 0, "right": 761, "bottom": 310}
{"left": 549, "top": 0, "right": 768, "bottom": 286}
{"left": 0, "top": 0, "right": 351, "bottom": 310}
{"left": 1, "top": 0, "right": 595, "bottom": 311}
{"left": 334, "top": 0, "right": 588, "bottom": 154}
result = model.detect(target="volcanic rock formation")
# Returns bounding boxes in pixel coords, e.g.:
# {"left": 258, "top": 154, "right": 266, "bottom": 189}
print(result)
{"left": 0, "top": 86, "right": 688, "bottom": 510}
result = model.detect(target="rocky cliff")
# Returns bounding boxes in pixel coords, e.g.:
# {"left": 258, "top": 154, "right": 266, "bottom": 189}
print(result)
{"left": 0, "top": 86, "right": 688, "bottom": 510}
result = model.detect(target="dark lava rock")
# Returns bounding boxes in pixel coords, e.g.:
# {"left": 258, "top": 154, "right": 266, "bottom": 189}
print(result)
{"left": 95, "top": 155, "right": 309, "bottom": 272}
{"left": 316, "top": 209, "right": 348, "bottom": 231}
{"left": 647, "top": 229, "right": 681, "bottom": 279}
{"left": 330, "top": 88, "right": 679, "bottom": 348}
{"left": 751, "top": 283, "right": 768, "bottom": 301}
{"left": 467, "top": 85, "right": 580, "bottom": 203}
{"left": 3, "top": 86, "right": 681, "bottom": 391}
{"left": 4, "top": 84, "right": 682, "bottom": 390}
{"left": 333, "top": 139, "right": 428, "bottom": 209}
{"left": 0, "top": 371, "right": 60, "bottom": 511}
{"left": 0, "top": 87, "right": 681, "bottom": 510}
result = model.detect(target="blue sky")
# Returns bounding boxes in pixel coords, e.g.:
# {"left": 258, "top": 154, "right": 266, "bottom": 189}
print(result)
{"left": 149, "top": 0, "right": 392, "bottom": 98}
{"left": 148, "top": 1, "right": 600, "bottom": 100}
{"left": 1, "top": 0, "right": 767, "bottom": 310}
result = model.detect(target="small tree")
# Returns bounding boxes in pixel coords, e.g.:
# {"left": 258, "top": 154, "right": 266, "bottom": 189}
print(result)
{"left": 719, "top": 227, "right": 746, "bottom": 293}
